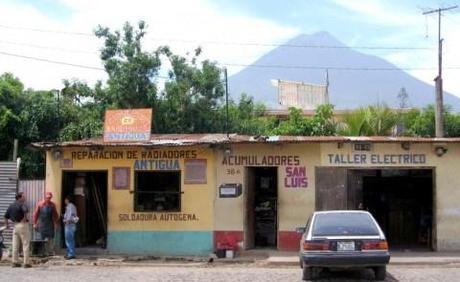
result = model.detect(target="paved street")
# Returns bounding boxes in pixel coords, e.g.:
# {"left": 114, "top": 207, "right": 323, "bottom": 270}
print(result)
{"left": 1, "top": 264, "right": 459, "bottom": 281}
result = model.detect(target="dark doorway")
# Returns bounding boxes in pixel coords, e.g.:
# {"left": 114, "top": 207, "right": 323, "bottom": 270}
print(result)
{"left": 62, "top": 171, "right": 108, "bottom": 248}
{"left": 362, "top": 169, "right": 433, "bottom": 250}
{"left": 244, "top": 167, "right": 278, "bottom": 249}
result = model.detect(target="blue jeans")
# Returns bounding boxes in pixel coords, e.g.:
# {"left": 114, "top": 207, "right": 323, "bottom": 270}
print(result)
{"left": 64, "top": 224, "right": 76, "bottom": 257}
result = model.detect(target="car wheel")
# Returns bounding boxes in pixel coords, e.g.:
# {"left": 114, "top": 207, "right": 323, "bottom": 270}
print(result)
{"left": 302, "top": 266, "right": 315, "bottom": 281}
{"left": 373, "top": 266, "right": 386, "bottom": 281}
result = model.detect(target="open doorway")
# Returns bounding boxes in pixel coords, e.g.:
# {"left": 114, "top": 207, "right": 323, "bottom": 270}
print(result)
{"left": 361, "top": 169, "right": 433, "bottom": 250}
{"left": 62, "top": 171, "right": 108, "bottom": 249}
{"left": 244, "top": 167, "right": 278, "bottom": 249}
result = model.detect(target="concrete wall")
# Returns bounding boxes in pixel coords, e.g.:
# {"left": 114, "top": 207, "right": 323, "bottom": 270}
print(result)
{"left": 44, "top": 141, "right": 460, "bottom": 254}
{"left": 319, "top": 142, "right": 460, "bottom": 251}
{"left": 45, "top": 146, "right": 215, "bottom": 255}
{"left": 214, "top": 143, "right": 320, "bottom": 251}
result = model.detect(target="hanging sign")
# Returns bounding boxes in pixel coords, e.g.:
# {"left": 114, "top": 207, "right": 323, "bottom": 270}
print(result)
{"left": 104, "top": 109, "right": 152, "bottom": 142}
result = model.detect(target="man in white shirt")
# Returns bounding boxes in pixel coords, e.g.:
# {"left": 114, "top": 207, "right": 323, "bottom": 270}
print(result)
{"left": 63, "top": 195, "right": 78, "bottom": 259}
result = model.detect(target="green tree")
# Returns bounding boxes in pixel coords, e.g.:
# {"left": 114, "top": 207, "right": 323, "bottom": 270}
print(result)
{"left": 225, "top": 94, "right": 275, "bottom": 135}
{"left": 270, "top": 104, "right": 336, "bottom": 136}
{"left": 95, "top": 21, "right": 161, "bottom": 108}
{"left": 0, "top": 73, "right": 24, "bottom": 159}
{"left": 339, "top": 104, "right": 399, "bottom": 136}
{"left": 155, "top": 47, "right": 225, "bottom": 133}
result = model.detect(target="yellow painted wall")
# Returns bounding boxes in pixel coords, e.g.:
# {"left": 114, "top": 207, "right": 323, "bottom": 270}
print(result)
{"left": 214, "top": 143, "right": 320, "bottom": 232}
{"left": 319, "top": 142, "right": 460, "bottom": 251}
{"left": 45, "top": 141, "right": 460, "bottom": 251}
{"left": 45, "top": 146, "right": 215, "bottom": 232}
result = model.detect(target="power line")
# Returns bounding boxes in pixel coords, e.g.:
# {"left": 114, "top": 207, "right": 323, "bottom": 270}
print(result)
{"left": 2, "top": 50, "right": 460, "bottom": 75}
{"left": 0, "top": 40, "right": 99, "bottom": 54}
{"left": 221, "top": 63, "right": 460, "bottom": 71}
{"left": 0, "top": 23, "right": 432, "bottom": 50}
{"left": 149, "top": 37, "right": 432, "bottom": 50}
{"left": 0, "top": 24, "right": 93, "bottom": 36}
{"left": 0, "top": 51, "right": 171, "bottom": 79}
{"left": 0, "top": 51, "right": 104, "bottom": 70}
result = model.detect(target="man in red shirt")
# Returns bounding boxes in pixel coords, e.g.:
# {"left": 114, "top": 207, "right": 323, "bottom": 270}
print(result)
{"left": 33, "top": 192, "right": 59, "bottom": 257}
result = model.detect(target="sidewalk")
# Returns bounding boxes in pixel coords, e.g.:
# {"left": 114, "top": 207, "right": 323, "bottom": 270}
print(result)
{"left": 2, "top": 250, "right": 460, "bottom": 267}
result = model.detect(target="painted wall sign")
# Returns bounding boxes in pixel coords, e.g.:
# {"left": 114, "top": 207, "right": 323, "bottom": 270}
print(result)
{"left": 285, "top": 166, "right": 308, "bottom": 188}
{"left": 327, "top": 153, "right": 426, "bottom": 165}
{"left": 118, "top": 213, "right": 198, "bottom": 222}
{"left": 104, "top": 108, "right": 152, "bottom": 142}
{"left": 71, "top": 150, "right": 197, "bottom": 160}
{"left": 134, "top": 159, "right": 180, "bottom": 170}
{"left": 222, "top": 155, "right": 300, "bottom": 166}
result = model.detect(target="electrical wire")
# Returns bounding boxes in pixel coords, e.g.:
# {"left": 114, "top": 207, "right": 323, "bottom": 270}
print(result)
{"left": 0, "top": 51, "right": 171, "bottom": 79}
{"left": 2, "top": 50, "right": 460, "bottom": 72}
{"left": 0, "top": 40, "right": 98, "bottom": 54}
{"left": 0, "top": 23, "right": 432, "bottom": 50}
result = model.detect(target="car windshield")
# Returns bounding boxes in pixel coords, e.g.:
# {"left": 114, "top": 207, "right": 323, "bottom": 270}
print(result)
{"left": 312, "top": 213, "right": 380, "bottom": 236}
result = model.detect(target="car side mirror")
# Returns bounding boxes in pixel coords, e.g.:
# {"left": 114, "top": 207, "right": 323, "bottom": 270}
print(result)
{"left": 296, "top": 227, "right": 306, "bottom": 234}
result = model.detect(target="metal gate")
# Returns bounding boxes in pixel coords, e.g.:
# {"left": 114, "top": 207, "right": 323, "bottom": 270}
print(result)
{"left": 19, "top": 180, "right": 45, "bottom": 241}
{"left": 0, "top": 161, "right": 19, "bottom": 246}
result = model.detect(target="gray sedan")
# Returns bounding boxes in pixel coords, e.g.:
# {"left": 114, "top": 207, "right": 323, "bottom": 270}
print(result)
{"left": 297, "top": 210, "right": 390, "bottom": 281}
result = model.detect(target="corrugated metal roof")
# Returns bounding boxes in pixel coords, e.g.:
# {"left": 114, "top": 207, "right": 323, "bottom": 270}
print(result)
{"left": 30, "top": 134, "right": 460, "bottom": 149}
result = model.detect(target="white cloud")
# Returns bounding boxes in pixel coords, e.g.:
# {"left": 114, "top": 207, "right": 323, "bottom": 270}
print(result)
{"left": 0, "top": 0, "right": 299, "bottom": 90}
{"left": 330, "top": 0, "right": 419, "bottom": 27}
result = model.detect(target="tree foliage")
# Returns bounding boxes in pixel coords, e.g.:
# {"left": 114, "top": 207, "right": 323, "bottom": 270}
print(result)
{"left": 339, "top": 104, "right": 399, "bottom": 136}
{"left": 271, "top": 104, "right": 336, "bottom": 136}
{"left": 95, "top": 21, "right": 160, "bottom": 108}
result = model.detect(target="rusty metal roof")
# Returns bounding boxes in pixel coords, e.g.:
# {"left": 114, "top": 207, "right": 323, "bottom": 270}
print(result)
{"left": 30, "top": 134, "right": 460, "bottom": 150}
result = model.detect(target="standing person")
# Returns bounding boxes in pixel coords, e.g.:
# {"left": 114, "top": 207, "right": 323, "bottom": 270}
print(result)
{"left": 33, "top": 192, "right": 59, "bottom": 257}
{"left": 63, "top": 195, "right": 78, "bottom": 260}
{"left": 4, "top": 192, "right": 31, "bottom": 268}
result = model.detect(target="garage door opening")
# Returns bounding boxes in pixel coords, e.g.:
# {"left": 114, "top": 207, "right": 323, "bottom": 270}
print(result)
{"left": 361, "top": 169, "right": 433, "bottom": 250}
{"left": 244, "top": 167, "right": 278, "bottom": 249}
{"left": 62, "top": 171, "right": 108, "bottom": 249}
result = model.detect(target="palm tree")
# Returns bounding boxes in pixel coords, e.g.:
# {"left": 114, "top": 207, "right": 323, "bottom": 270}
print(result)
{"left": 338, "top": 104, "right": 399, "bottom": 136}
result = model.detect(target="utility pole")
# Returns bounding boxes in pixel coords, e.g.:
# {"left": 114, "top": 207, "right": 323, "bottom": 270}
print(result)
{"left": 325, "top": 69, "right": 330, "bottom": 104}
{"left": 423, "top": 5, "right": 458, "bottom": 137}
{"left": 224, "top": 67, "right": 229, "bottom": 138}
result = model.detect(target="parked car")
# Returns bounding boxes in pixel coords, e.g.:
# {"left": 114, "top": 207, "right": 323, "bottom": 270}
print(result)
{"left": 297, "top": 210, "right": 390, "bottom": 281}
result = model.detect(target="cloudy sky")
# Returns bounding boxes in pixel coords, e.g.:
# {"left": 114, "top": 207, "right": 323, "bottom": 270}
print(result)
{"left": 0, "top": 0, "right": 459, "bottom": 96}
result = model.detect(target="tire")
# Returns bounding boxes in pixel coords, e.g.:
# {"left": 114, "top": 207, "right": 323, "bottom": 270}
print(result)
{"left": 374, "top": 265, "right": 386, "bottom": 281}
{"left": 0, "top": 248, "right": 3, "bottom": 261}
{"left": 302, "top": 266, "right": 315, "bottom": 281}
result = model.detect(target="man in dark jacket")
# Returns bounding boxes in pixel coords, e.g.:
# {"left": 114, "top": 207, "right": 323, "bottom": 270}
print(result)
{"left": 33, "top": 192, "right": 59, "bottom": 257}
{"left": 4, "top": 192, "right": 31, "bottom": 268}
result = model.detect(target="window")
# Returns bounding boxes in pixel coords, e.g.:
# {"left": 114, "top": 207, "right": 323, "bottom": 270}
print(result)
{"left": 135, "top": 171, "right": 181, "bottom": 212}
{"left": 312, "top": 213, "right": 380, "bottom": 236}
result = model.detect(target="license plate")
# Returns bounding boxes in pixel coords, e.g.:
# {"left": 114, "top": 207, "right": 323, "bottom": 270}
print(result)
{"left": 337, "top": 241, "right": 355, "bottom": 251}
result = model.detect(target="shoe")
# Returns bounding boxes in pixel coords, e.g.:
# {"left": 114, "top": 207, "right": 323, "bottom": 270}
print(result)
{"left": 12, "top": 263, "right": 21, "bottom": 268}
{"left": 65, "top": 256, "right": 76, "bottom": 260}
{"left": 23, "top": 264, "right": 32, "bottom": 268}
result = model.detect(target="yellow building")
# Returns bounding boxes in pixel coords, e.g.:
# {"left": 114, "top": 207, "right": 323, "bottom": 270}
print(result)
{"left": 32, "top": 134, "right": 460, "bottom": 255}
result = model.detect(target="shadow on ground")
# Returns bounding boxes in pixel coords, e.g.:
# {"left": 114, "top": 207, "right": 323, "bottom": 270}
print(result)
{"left": 307, "top": 268, "right": 398, "bottom": 281}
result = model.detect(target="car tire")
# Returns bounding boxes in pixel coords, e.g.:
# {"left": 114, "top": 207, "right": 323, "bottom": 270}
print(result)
{"left": 374, "top": 266, "right": 386, "bottom": 281}
{"left": 302, "top": 266, "right": 315, "bottom": 281}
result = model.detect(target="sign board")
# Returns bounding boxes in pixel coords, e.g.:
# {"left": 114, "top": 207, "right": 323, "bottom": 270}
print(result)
{"left": 353, "top": 143, "right": 372, "bottom": 151}
{"left": 104, "top": 109, "right": 152, "bottom": 142}
{"left": 219, "top": 183, "right": 242, "bottom": 198}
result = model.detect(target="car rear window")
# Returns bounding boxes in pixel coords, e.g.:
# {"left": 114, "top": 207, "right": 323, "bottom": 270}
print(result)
{"left": 312, "top": 213, "right": 380, "bottom": 236}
